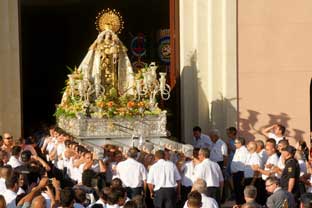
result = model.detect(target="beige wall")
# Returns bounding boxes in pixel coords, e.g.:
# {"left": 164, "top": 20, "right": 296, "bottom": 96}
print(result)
{"left": 238, "top": 0, "right": 312, "bottom": 145}
{"left": 179, "top": 0, "right": 237, "bottom": 143}
{"left": 0, "top": 0, "right": 22, "bottom": 137}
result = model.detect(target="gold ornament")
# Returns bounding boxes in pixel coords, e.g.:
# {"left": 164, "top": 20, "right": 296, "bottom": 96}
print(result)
{"left": 95, "top": 8, "right": 124, "bottom": 34}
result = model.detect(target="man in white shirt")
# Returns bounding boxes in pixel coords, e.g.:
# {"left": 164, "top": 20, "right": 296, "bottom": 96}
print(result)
{"left": 252, "top": 138, "right": 279, "bottom": 205}
{"left": 192, "top": 126, "right": 212, "bottom": 149}
{"left": 231, "top": 137, "right": 248, "bottom": 205}
{"left": 209, "top": 129, "right": 228, "bottom": 168}
{"left": 147, "top": 150, "right": 181, "bottom": 208}
{"left": 116, "top": 147, "right": 147, "bottom": 198}
{"left": 183, "top": 179, "right": 218, "bottom": 208}
{"left": 262, "top": 124, "right": 286, "bottom": 144}
{"left": 244, "top": 141, "right": 262, "bottom": 185}
{"left": 194, "top": 148, "right": 224, "bottom": 205}
{"left": 3, "top": 173, "right": 19, "bottom": 208}
{"left": 7, "top": 146, "right": 22, "bottom": 168}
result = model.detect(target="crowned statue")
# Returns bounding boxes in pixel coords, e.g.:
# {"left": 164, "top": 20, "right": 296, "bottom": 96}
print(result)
{"left": 56, "top": 9, "right": 171, "bottom": 140}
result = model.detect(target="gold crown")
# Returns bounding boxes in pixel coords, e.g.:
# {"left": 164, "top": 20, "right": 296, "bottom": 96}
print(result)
{"left": 95, "top": 8, "right": 124, "bottom": 34}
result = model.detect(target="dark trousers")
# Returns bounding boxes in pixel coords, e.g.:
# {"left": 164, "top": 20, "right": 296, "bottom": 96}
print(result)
{"left": 232, "top": 171, "right": 245, "bottom": 205}
{"left": 126, "top": 187, "right": 143, "bottom": 199}
{"left": 207, "top": 186, "right": 221, "bottom": 205}
{"left": 154, "top": 187, "right": 177, "bottom": 208}
{"left": 180, "top": 186, "right": 192, "bottom": 207}
{"left": 244, "top": 177, "right": 266, "bottom": 205}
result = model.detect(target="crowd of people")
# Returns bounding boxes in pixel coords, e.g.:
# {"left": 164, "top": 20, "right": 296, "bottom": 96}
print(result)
{"left": 0, "top": 123, "right": 311, "bottom": 208}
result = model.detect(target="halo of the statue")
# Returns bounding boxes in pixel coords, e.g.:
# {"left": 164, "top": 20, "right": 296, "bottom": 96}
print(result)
{"left": 95, "top": 8, "right": 124, "bottom": 34}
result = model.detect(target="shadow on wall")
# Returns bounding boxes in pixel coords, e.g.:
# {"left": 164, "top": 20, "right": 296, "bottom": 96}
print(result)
{"left": 239, "top": 111, "right": 306, "bottom": 143}
{"left": 180, "top": 50, "right": 237, "bottom": 140}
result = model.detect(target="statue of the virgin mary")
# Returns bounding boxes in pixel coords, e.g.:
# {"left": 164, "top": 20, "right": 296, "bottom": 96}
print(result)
{"left": 79, "top": 9, "right": 134, "bottom": 95}
{"left": 60, "top": 9, "right": 134, "bottom": 107}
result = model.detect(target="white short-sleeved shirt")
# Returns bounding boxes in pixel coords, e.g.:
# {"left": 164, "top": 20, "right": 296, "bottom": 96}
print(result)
{"left": 244, "top": 152, "right": 262, "bottom": 178}
{"left": 181, "top": 160, "right": 196, "bottom": 187}
{"left": 193, "top": 134, "right": 212, "bottom": 149}
{"left": 262, "top": 153, "right": 279, "bottom": 180}
{"left": 183, "top": 193, "right": 218, "bottom": 208}
{"left": 193, "top": 158, "right": 224, "bottom": 187}
{"left": 147, "top": 159, "right": 181, "bottom": 191}
{"left": 209, "top": 139, "right": 228, "bottom": 163}
{"left": 231, "top": 146, "right": 248, "bottom": 173}
{"left": 268, "top": 133, "right": 284, "bottom": 144}
{"left": 7, "top": 156, "right": 22, "bottom": 168}
{"left": 3, "top": 189, "right": 17, "bottom": 208}
{"left": 116, "top": 157, "right": 147, "bottom": 188}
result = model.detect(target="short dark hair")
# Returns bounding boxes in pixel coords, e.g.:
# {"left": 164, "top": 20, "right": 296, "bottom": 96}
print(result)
{"left": 12, "top": 146, "right": 22, "bottom": 156}
{"left": 193, "top": 126, "right": 201, "bottom": 132}
{"left": 155, "top": 150, "right": 165, "bottom": 159}
{"left": 132, "top": 194, "right": 146, "bottom": 208}
{"left": 278, "top": 139, "right": 289, "bottom": 147}
{"left": 266, "top": 138, "right": 277, "bottom": 147}
{"left": 277, "top": 124, "right": 286, "bottom": 135}
{"left": 60, "top": 188, "right": 75, "bottom": 207}
{"left": 127, "top": 148, "right": 138, "bottom": 159}
{"left": 227, "top": 127, "right": 237, "bottom": 135}
{"left": 266, "top": 176, "right": 280, "bottom": 186}
{"left": 20, "top": 150, "right": 32, "bottom": 163}
{"left": 82, "top": 169, "right": 96, "bottom": 187}
{"left": 5, "top": 173, "right": 19, "bottom": 189}
{"left": 111, "top": 178, "right": 123, "bottom": 189}
{"left": 107, "top": 187, "right": 126, "bottom": 205}
{"left": 74, "top": 189, "right": 86, "bottom": 204}
{"left": 255, "top": 140, "right": 264, "bottom": 149}
{"left": 187, "top": 191, "right": 202, "bottom": 207}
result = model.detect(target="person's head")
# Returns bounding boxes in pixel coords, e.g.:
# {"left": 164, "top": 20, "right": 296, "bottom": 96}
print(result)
{"left": 191, "top": 179, "right": 207, "bottom": 194}
{"left": 114, "top": 151, "right": 123, "bottom": 162}
{"left": 187, "top": 191, "right": 202, "bottom": 208}
{"left": 193, "top": 126, "right": 202, "bottom": 139}
{"left": 84, "top": 151, "right": 93, "bottom": 163}
{"left": 209, "top": 129, "right": 220, "bottom": 143}
{"left": 30, "top": 195, "right": 46, "bottom": 208}
{"left": 278, "top": 139, "right": 289, "bottom": 152}
{"left": 198, "top": 148, "right": 209, "bottom": 161}
{"left": 11, "top": 145, "right": 22, "bottom": 157}
{"left": 244, "top": 185, "right": 257, "bottom": 202}
{"left": 111, "top": 177, "right": 123, "bottom": 189}
{"left": 255, "top": 140, "right": 265, "bottom": 153}
{"left": 265, "top": 139, "right": 277, "bottom": 156}
{"left": 192, "top": 148, "right": 200, "bottom": 160}
{"left": 300, "top": 193, "right": 312, "bottom": 208}
{"left": 274, "top": 124, "right": 286, "bottom": 136}
{"left": 0, "top": 165, "right": 12, "bottom": 180}
{"left": 2, "top": 133, "right": 13, "bottom": 147}
{"left": 265, "top": 176, "right": 280, "bottom": 193}
{"left": 155, "top": 150, "right": 165, "bottom": 160}
{"left": 226, "top": 127, "right": 237, "bottom": 139}
{"left": 247, "top": 141, "right": 257, "bottom": 153}
{"left": 295, "top": 150, "right": 305, "bottom": 161}
{"left": 99, "top": 187, "right": 111, "bottom": 202}
{"left": 74, "top": 189, "right": 86, "bottom": 204}
{"left": 5, "top": 173, "right": 19, "bottom": 192}
{"left": 20, "top": 150, "right": 32, "bottom": 164}
{"left": 123, "top": 201, "right": 138, "bottom": 208}
{"left": 82, "top": 169, "right": 96, "bottom": 187}
{"left": 0, "top": 195, "right": 5, "bottom": 208}
{"left": 281, "top": 145, "right": 296, "bottom": 160}
{"left": 108, "top": 187, "right": 127, "bottom": 206}
{"left": 132, "top": 194, "right": 146, "bottom": 208}
{"left": 127, "top": 147, "right": 138, "bottom": 159}
{"left": 234, "top": 137, "right": 245, "bottom": 149}
{"left": 298, "top": 140, "right": 308, "bottom": 151}
{"left": 60, "top": 188, "right": 75, "bottom": 208}
{"left": 0, "top": 150, "right": 9, "bottom": 164}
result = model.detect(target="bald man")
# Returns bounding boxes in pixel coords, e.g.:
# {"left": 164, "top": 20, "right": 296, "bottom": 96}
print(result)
{"left": 2, "top": 133, "right": 13, "bottom": 152}
{"left": 31, "top": 195, "right": 46, "bottom": 208}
